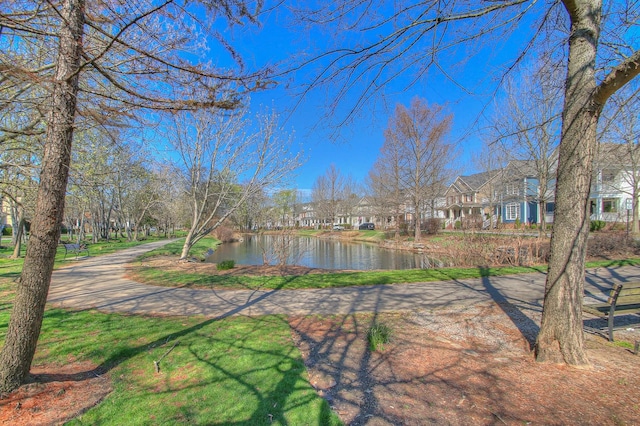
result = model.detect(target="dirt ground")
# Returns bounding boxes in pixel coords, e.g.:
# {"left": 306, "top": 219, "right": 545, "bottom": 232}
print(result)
{"left": 2, "top": 300, "right": 639, "bottom": 425}
{"left": 0, "top": 361, "right": 111, "bottom": 426}
{"left": 290, "top": 303, "right": 640, "bottom": 425}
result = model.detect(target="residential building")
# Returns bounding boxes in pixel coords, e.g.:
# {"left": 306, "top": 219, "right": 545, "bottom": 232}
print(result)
{"left": 443, "top": 170, "right": 500, "bottom": 228}
{"left": 590, "top": 143, "right": 639, "bottom": 223}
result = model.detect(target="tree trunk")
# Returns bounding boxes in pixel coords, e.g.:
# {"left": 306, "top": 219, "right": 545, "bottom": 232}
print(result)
{"left": 632, "top": 193, "right": 639, "bottom": 237}
{"left": 180, "top": 230, "right": 196, "bottom": 260}
{"left": 539, "top": 200, "right": 547, "bottom": 238}
{"left": 9, "top": 218, "right": 26, "bottom": 259}
{"left": 535, "top": 0, "right": 601, "bottom": 366}
{"left": 413, "top": 201, "right": 421, "bottom": 241}
{"left": 0, "top": 0, "right": 85, "bottom": 394}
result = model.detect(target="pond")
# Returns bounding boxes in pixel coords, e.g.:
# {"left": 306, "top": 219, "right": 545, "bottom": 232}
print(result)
{"left": 205, "top": 234, "right": 440, "bottom": 270}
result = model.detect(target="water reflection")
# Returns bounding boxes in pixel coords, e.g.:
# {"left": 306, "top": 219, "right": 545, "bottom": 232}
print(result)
{"left": 206, "top": 235, "right": 438, "bottom": 270}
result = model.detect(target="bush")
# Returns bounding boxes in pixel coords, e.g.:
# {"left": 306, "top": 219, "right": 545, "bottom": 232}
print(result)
{"left": 590, "top": 220, "right": 606, "bottom": 232}
{"left": 367, "top": 322, "right": 392, "bottom": 351}
{"left": 214, "top": 226, "right": 235, "bottom": 242}
{"left": 217, "top": 260, "right": 235, "bottom": 270}
{"left": 454, "top": 220, "right": 461, "bottom": 230}
{"left": 422, "top": 218, "right": 442, "bottom": 235}
{"left": 462, "top": 215, "right": 484, "bottom": 230}
{"left": 2, "top": 225, "right": 12, "bottom": 236}
{"left": 587, "top": 232, "right": 636, "bottom": 257}
{"left": 514, "top": 217, "right": 521, "bottom": 229}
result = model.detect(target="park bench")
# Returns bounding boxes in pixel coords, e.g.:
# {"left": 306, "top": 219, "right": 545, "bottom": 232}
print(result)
{"left": 62, "top": 243, "right": 89, "bottom": 259}
{"left": 583, "top": 282, "right": 640, "bottom": 341}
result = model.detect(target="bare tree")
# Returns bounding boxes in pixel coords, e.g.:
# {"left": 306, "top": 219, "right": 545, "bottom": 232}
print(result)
{"left": 473, "top": 142, "right": 509, "bottom": 229}
{"left": 0, "top": 0, "right": 269, "bottom": 393}
{"left": 291, "top": 0, "right": 640, "bottom": 366}
{"left": 381, "top": 98, "right": 454, "bottom": 241}
{"left": 311, "top": 164, "right": 350, "bottom": 227}
{"left": 489, "top": 61, "right": 563, "bottom": 235}
{"left": 535, "top": 1, "right": 640, "bottom": 366}
{"left": 367, "top": 144, "right": 407, "bottom": 238}
{"left": 169, "top": 106, "right": 301, "bottom": 260}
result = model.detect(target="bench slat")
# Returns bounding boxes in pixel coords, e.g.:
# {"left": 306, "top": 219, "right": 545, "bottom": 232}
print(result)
{"left": 618, "top": 287, "right": 640, "bottom": 297}
{"left": 615, "top": 282, "right": 640, "bottom": 290}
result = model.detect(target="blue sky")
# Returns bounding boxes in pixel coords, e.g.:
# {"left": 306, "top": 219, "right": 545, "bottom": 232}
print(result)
{"left": 213, "top": 2, "right": 550, "bottom": 193}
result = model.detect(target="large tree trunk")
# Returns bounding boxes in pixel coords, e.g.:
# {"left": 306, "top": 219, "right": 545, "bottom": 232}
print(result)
{"left": 535, "top": 0, "right": 601, "bottom": 366}
{"left": 0, "top": 0, "right": 85, "bottom": 394}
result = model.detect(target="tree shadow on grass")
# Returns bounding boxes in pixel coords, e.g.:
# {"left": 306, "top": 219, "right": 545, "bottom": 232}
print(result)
{"left": 27, "top": 274, "right": 339, "bottom": 424}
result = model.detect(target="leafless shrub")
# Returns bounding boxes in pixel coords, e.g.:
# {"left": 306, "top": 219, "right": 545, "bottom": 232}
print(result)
{"left": 213, "top": 226, "right": 235, "bottom": 243}
{"left": 587, "top": 232, "right": 637, "bottom": 258}
{"left": 258, "top": 230, "right": 308, "bottom": 267}
{"left": 428, "top": 234, "right": 551, "bottom": 267}
{"left": 422, "top": 218, "right": 442, "bottom": 235}
{"left": 460, "top": 215, "right": 483, "bottom": 230}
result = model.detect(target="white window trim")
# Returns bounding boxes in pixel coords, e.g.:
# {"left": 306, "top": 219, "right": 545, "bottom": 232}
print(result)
{"left": 505, "top": 203, "right": 519, "bottom": 221}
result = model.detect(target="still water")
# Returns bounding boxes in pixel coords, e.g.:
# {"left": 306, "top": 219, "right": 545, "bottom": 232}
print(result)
{"left": 206, "top": 235, "right": 437, "bottom": 270}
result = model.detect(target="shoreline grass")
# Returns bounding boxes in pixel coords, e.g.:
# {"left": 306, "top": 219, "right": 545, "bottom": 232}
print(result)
{"left": 131, "top": 247, "right": 640, "bottom": 291}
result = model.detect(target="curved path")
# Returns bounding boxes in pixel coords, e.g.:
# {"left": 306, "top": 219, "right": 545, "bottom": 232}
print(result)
{"left": 48, "top": 240, "right": 640, "bottom": 319}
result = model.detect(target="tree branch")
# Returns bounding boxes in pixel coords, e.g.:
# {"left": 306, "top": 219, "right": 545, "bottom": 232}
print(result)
{"left": 593, "top": 49, "right": 640, "bottom": 108}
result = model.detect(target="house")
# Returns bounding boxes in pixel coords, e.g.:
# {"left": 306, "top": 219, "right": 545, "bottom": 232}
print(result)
{"left": 444, "top": 160, "right": 556, "bottom": 229}
{"left": 493, "top": 160, "right": 552, "bottom": 226}
{"left": 443, "top": 170, "right": 500, "bottom": 228}
{"left": 589, "top": 143, "right": 639, "bottom": 223}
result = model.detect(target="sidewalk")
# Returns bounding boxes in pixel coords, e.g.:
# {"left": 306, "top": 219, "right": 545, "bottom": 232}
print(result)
{"left": 48, "top": 240, "right": 640, "bottom": 319}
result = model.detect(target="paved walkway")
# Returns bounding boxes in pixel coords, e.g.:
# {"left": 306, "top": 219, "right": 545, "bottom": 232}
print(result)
{"left": 48, "top": 239, "right": 640, "bottom": 318}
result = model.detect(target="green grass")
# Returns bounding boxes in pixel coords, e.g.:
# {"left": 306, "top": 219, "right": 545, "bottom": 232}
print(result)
{"left": 367, "top": 322, "right": 392, "bottom": 351}
{"left": 137, "top": 237, "right": 219, "bottom": 261}
{"left": 0, "top": 280, "right": 341, "bottom": 425}
{"left": 130, "top": 259, "right": 549, "bottom": 290}
{"left": 612, "top": 340, "right": 636, "bottom": 350}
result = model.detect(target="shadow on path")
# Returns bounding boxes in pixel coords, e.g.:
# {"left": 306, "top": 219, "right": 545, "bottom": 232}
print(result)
{"left": 477, "top": 266, "right": 542, "bottom": 349}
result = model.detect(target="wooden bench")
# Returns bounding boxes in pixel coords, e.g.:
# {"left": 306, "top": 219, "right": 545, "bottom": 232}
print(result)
{"left": 583, "top": 282, "right": 640, "bottom": 341}
{"left": 62, "top": 243, "right": 89, "bottom": 259}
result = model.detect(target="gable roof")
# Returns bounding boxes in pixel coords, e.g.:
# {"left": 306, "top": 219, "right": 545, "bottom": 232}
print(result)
{"left": 457, "top": 170, "right": 501, "bottom": 191}
{"left": 596, "top": 142, "right": 640, "bottom": 168}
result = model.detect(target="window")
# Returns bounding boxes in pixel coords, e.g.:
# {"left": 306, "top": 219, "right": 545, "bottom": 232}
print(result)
{"left": 505, "top": 183, "right": 520, "bottom": 196}
{"left": 505, "top": 203, "right": 519, "bottom": 221}
{"left": 603, "top": 198, "right": 618, "bottom": 213}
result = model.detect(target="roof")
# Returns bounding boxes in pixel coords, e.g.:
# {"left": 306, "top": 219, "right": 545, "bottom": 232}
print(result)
{"left": 457, "top": 170, "right": 501, "bottom": 191}
{"left": 596, "top": 143, "right": 640, "bottom": 168}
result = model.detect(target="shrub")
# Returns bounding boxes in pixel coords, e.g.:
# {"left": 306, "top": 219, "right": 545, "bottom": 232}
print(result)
{"left": 214, "top": 226, "right": 235, "bottom": 242}
{"left": 461, "top": 215, "right": 484, "bottom": 230}
{"left": 590, "top": 220, "right": 606, "bottom": 232}
{"left": 514, "top": 217, "right": 521, "bottom": 229}
{"left": 587, "top": 232, "right": 636, "bottom": 258}
{"left": 217, "top": 260, "right": 235, "bottom": 270}
{"left": 367, "top": 322, "right": 392, "bottom": 352}
{"left": 1, "top": 225, "right": 12, "bottom": 236}
{"left": 454, "top": 220, "right": 461, "bottom": 230}
{"left": 423, "top": 218, "right": 442, "bottom": 235}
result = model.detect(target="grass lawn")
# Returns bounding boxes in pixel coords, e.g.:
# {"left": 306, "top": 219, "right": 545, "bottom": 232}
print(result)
{"left": 0, "top": 279, "right": 339, "bottom": 425}
{"left": 1, "top": 237, "right": 339, "bottom": 424}
{"left": 136, "top": 237, "right": 220, "bottom": 261}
